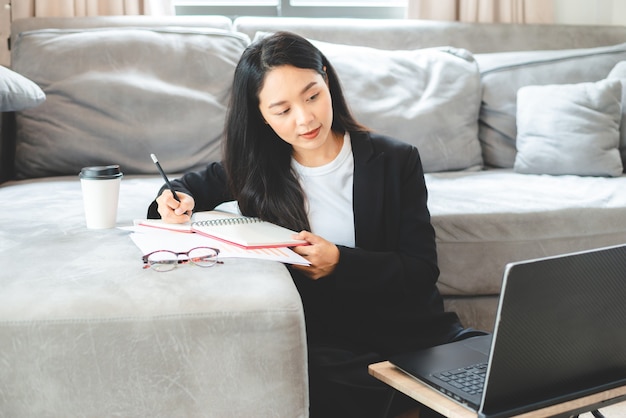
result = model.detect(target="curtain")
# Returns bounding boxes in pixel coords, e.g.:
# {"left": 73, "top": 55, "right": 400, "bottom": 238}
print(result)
{"left": 12, "top": 0, "right": 174, "bottom": 19}
{"left": 407, "top": 0, "right": 553, "bottom": 24}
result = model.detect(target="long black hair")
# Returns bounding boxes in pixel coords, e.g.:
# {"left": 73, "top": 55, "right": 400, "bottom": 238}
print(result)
{"left": 223, "top": 31, "right": 367, "bottom": 232}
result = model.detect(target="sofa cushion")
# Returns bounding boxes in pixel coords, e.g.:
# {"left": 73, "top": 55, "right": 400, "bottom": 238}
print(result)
{"left": 514, "top": 79, "right": 623, "bottom": 177}
{"left": 11, "top": 28, "right": 250, "bottom": 179}
{"left": 476, "top": 42, "right": 626, "bottom": 168}
{"left": 0, "top": 65, "right": 45, "bottom": 112}
{"left": 308, "top": 39, "right": 483, "bottom": 173}
{"left": 425, "top": 169, "right": 626, "bottom": 297}
{"left": 608, "top": 61, "right": 626, "bottom": 170}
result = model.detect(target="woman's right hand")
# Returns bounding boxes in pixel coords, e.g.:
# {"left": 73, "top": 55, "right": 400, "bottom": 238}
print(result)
{"left": 156, "top": 190, "right": 195, "bottom": 223}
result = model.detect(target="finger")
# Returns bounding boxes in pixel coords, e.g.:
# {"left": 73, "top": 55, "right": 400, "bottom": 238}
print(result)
{"left": 291, "top": 264, "right": 322, "bottom": 280}
{"left": 291, "top": 245, "right": 308, "bottom": 256}
{"left": 174, "top": 205, "right": 191, "bottom": 216}
{"left": 167, "top": 193, "right": 193, "bottom": 216}
{"left": 290, "top": 243, "right": 314, "bottom": 263}
{"left": 293, "top": 229, "right": 312, "bottom": 238}
{"left": 157, "top": 191, "right": 192, "bottom": 223}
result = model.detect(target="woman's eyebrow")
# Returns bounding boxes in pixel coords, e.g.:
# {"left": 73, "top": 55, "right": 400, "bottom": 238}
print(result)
{"left": 268, "top": 81, "right": 318, "bottom": 109}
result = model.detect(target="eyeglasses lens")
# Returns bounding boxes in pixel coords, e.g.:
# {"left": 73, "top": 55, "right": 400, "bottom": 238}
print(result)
{"left": 147, "top": 251, "right": 178, "bottom": 272}
{"left": 188, "top": 247, "right": 219, "bottom": 267}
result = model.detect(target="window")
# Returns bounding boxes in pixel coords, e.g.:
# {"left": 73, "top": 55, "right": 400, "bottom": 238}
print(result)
{"left": 174, "top": 0, "right": 408, "bottom": 19}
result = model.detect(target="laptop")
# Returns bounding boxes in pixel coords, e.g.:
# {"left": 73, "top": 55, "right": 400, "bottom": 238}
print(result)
{"left": 389, "top": 244, "right": 626, "bottom": 418}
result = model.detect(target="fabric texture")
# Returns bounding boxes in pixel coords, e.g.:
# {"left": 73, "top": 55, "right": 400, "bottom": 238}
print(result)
{"left": 0, "top": 175, "right": 309, "bottom": 417}
{"left": 608, "top": 61, "right": 626, "bottom": 170}
{"left": 292, "top": 133, "right": 355, "bottom": 247}
{"left": 514, "top": 79, "right": 623, "bottom": 177}
{"left": 11, "top": 27, "right": 250, "bottom": 179}
{"left": 406, "top": 0, "right": 553, "bottom": 23}
{"left": 0, "top": 65, "right": 46, "bottom": 111}
{"left": 235, "top": 17, "right": 626, "bottom": 55}
{"left": 11, "top": 0, "right": 174, "bottom": 18}
{"left": 476, "top": 42, "right": 626, "bottom": 168}
{"left": 425, "top": 168, "right": 626, "bottom": 305}
{"left": 308, "top": 39, "right": 483, "bottom": 172}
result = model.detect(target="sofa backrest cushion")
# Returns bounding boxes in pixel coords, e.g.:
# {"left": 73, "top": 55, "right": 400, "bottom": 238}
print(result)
{"left": 307, "top": 39, "right": 483, "bottom": 173}
{"left": 11, "top": 27, "right": 249, "bottom": 179}
{"left": 10, "top": 15, "right": 235, "bottom": 44}
{"left": 235, "top": 17, "right": 626, "bottom": 54}
{"left": 476, "top": 42, "right": 626, "bottom": 168}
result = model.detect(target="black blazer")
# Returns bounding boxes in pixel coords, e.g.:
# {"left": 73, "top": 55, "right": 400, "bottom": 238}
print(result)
{"left": 148, "top": 131, "right": 461, "bottom": 354}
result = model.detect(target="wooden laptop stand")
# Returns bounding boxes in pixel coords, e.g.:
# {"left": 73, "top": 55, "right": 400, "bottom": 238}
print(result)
{"left": 369, "top": 361, "right": 626, "bottom": 418}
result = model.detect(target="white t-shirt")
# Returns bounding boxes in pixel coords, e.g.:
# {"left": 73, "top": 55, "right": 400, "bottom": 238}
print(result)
{"left": 292, "top": 132, "right": 355, "bottom": 247}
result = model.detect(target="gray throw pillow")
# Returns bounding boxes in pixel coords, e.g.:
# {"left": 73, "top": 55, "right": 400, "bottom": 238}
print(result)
{"left": 11, "top": 28, "right": 249, "bottom": 179}
{"left": 476, "top": 42, "right": 626, "bottom": 168}
{"left": 0, "top": 65, "right": 45, "bottom": 111}
{"left": 514, "top": 79, "right": 623, "bottom": 177}
{"left": 607, "top": 61, "right": 626, "bottom": 171}
{"left": 308, "top": 39, "right": 483, "bottom": 173}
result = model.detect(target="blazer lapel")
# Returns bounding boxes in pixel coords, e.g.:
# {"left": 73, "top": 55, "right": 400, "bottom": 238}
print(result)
{"left": 351, "top": 132, "right": 386, "bottom": 248}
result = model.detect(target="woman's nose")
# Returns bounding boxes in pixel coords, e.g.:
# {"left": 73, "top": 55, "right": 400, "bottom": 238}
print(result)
{"left": 295, "top": 106, "right": 314, "bottom": 125}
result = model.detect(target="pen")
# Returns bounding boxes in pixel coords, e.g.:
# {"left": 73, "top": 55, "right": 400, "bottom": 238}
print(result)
{"left": 150, "top": 153, "right": 181, "bottom": 202}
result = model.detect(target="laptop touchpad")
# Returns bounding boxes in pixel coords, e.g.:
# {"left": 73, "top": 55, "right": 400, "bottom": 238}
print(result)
{"left": 463, "top": 335, "right": 492, "bottom": 356}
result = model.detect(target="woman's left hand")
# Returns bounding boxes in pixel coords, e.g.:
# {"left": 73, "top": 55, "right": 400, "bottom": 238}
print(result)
{"left": 290, "top": 231, "right": 340, "bottom": 280}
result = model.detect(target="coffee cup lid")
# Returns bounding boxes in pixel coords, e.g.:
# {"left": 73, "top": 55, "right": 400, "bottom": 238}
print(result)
{"left": 79, "top": 165, "right": 123, "bottom": 179}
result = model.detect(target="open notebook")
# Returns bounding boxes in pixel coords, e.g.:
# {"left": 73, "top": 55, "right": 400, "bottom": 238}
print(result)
{"left": 138, "top": 211, "right": 308, "bottom": 249}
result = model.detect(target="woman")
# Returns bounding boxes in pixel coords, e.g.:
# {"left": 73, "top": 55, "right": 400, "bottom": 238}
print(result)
{"left": 149, "top": 31, "right": 465, "bottom": 418}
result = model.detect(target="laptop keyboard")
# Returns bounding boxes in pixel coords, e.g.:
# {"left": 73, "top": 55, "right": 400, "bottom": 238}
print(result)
{"left": 433, "top": 363, "right": 487, "bottom": 396}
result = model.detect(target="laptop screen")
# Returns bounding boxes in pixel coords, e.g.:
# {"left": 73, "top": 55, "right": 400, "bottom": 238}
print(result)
{"left": 480, "top": 244, "right": 626, "bottom": 417}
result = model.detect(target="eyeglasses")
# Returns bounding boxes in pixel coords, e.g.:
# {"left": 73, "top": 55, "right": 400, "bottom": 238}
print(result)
{"left": 142, "top": 247, "right": 221, "bottom": 272}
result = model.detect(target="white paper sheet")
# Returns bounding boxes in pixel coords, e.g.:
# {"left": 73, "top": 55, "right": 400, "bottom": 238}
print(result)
{"left": 122, "top": 225, "right": 310, "bottom": 266}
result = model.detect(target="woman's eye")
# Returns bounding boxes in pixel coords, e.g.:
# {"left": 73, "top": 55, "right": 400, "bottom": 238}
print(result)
{"left": 308, "top": 93, "right": 319, "bottom": 102}
{"left": 276, "top": 108, "right": 290, "bottom": 116}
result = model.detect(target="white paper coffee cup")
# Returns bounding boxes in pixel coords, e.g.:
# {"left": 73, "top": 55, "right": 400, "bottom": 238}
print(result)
{"left": 79, "top": 165, "right": 123, "bottom": 229}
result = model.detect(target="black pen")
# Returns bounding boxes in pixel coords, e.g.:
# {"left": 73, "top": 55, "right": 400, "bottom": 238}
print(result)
{"left": 150, "top": 153, "right": 181, "bottom": 202}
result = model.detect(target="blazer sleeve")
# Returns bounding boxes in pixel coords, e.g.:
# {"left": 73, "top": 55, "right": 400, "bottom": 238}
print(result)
{"left": 147, "top": 162, "right": 232, "bottom": 218}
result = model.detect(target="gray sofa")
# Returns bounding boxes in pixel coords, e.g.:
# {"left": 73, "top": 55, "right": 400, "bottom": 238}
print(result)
{"left": 2, "top": 15, "right": 626, "bottom": 417}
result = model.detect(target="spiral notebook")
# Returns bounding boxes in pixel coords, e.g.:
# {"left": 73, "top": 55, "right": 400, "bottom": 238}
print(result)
{"left": 139, "top": 211, "right": 308, "bottom": 249}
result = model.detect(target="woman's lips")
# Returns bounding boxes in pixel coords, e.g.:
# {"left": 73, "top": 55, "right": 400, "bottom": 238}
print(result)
{"left": 301, "top": 127, "right": 321, "bottom": 140}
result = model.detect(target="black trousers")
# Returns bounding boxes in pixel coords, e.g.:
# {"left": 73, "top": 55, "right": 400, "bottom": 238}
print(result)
{"left": 308, "top": 329, "right": 488, "bottom": 418}
{"left": 308, "top": 344, "right": 415, "bottom": 418}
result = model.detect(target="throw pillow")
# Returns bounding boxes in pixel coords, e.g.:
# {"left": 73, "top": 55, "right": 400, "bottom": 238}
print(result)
{"left": 0, "top": 65, "right": 45, "bottom": 112}
{"left": 476, "top": 42, "right": 626, "bottom": 168}
{"left": 607, "top": 61, "right": 626, "bottom": 171}
{"left": 308, "top": 39, "right": 483, "bottom": 173}
{"left": 514, "top": 79, "right": 623, "bottom": 177}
